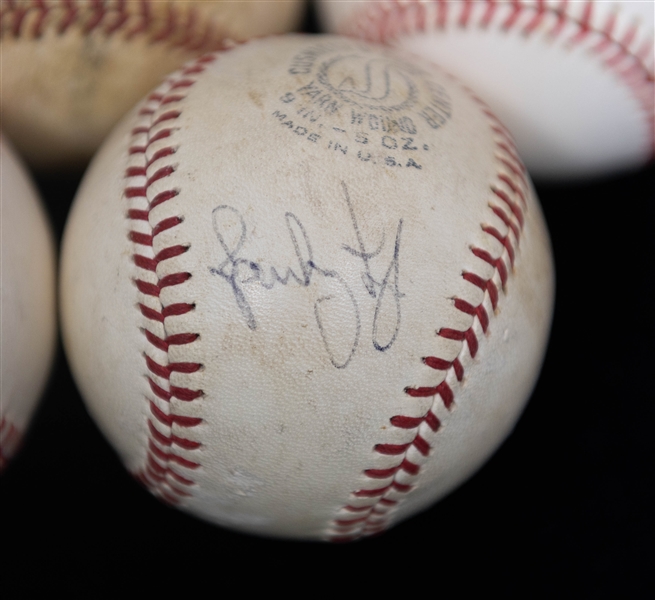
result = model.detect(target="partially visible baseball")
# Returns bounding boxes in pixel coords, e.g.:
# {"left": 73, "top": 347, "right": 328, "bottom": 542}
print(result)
{"left": 61, "top": 35, "right": 554, "bottom": 540}
{"left": 1, "top": 0, "right": 304, "bottom": 169}
{"left": 1, "top": 136, "right": 56, "bottom": 470}
{"left": 318, "top": 0, "right": 654, "bottom": 181}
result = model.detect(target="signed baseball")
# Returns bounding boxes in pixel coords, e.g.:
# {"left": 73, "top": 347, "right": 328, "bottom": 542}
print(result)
{"left": 1, "top": 0, "right": 304, "bottom": 169}
{"left": 318, "top": 0, "right": 654, "bottom": 181}
{"left": 1, "top": 136, "right": 56, "bottom": 470}
{"left": 61, "top": 35, "right": 554, "bottom": 540}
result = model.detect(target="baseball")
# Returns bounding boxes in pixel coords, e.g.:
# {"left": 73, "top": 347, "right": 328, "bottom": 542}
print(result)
{"left": 318, "top": 0, "right": 654, "bottom": 181}
{"left": 61, "top": 35, "right": 554, "bottom": 540}
{"left": 1, "top": 136, "right": 57, "bottom": 470}
{"left": 1, "top": 0, "right": 304, "bottom": 169}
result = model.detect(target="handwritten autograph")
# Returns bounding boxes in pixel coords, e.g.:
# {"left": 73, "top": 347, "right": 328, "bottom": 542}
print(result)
{"left": 209, "top": 182, "right": 404, "bottom": 369}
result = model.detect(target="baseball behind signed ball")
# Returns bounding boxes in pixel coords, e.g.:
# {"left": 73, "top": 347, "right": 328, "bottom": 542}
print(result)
{"left": 1, "top": 136, "right": 56, "bottom": 470}
{"left": 1, "top": 0, "right": 304, "bottom": 169}
{"left": 61, "top": 35, "right": 554, "bottom": 540}
{"left": 319, "top": 0, "right": 654, "bottom": 181}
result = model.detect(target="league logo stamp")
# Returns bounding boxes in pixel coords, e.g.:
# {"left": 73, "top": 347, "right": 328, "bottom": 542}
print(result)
{"left": 272, "top": 41, "right": 452, "bottom": 171}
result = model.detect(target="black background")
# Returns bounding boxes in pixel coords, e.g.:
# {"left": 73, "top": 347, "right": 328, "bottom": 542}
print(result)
{"left": 2, "top": 3, "right": 654, "bottom": 595}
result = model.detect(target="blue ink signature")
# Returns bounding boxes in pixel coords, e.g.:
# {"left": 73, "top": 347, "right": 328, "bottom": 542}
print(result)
{"left": 209, "top": 182, "right": 403, "bottom": 368}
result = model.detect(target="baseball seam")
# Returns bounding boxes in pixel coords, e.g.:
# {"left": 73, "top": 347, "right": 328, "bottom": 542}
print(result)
{"left": 0, "top": 0, "right": 229, "bottom": 52}
{"left": 328, "top": 91, "right": 530, "bottom": 541}
{"left": 344, "top": 0, "right": 655, "bottom": 156}
{"left": 0, "top": 417, "right": 22, "bottom": 471}
{"left": 125, "top": 53, "right": 223, "bottom": 505}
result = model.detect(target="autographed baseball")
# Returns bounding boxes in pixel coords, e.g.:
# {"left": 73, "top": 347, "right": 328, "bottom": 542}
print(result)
{"left": 61, "top": 35, "right": 554, "bottom": 539}
{"left": 318, "top": 0, "right": 655, "bottom": 181}
{"left": 1, "top": 136, "right": 56, "bottom": 470}
{"left": 1, "top": 0, "right": 304, "bottom": 169}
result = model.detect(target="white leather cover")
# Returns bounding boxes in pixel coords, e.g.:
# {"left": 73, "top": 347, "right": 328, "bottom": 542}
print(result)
{"left": 61, "top": 35, "right": 555, "bottom": 540}
{"left": 318, "top": 0, "right": 655, "bottom": 181}
{"left": 0, "top": 136, "right": 56, "bottom": 469}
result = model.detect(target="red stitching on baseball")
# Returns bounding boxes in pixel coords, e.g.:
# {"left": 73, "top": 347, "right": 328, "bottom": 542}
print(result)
{"left": 523, "top": 0, "right": 545, "bottom": 34}
{"left": 123, "top": 53, "right": 229, "bottom": 505}
{"left": 328, "top": 93, "right": 529, "bottom": 540}
{"left": 0, "top": 417, "right": 23, "bottom": 471}
{"left": 459, "top": 0, "right": 474, "bottom": 27}
{"left": 143, "top": 330, "right": 199, "bottom": 352}
{"left": 148, "top": 420, "right": 201, "bottom": 450}
{"left": 502, "top": 0, "right": 523, "bottom": 30}
{"left": 0, "top": 0, "right": 232, "bottom": 56}
{"left": 374, "top": 443, "right": 411, "bottom": 456}
{"left": 345, "top": 0, "right": 654, "bottom": 156}
{"left": 149, "top": 401, "right": 201, "bottom": 428}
